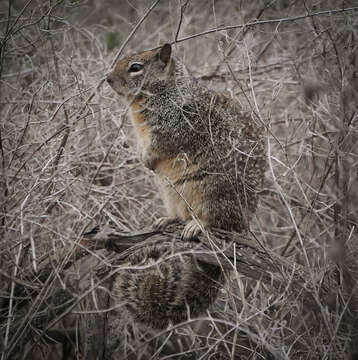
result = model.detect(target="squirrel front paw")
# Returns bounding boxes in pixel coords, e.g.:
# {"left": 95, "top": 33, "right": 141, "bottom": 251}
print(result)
{"left": 154, "top": 218, "right": 204, "bottom": 240}
{"left": 141, "top": 148, "right": 158, "bottom": 171}
{"left": 153, "top": 216, "right": 179, "bottom": 231}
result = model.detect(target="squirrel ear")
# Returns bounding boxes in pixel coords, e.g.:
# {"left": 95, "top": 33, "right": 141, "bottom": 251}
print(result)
{"left": 158, "top": 43, "right": 172, "bottom": 65}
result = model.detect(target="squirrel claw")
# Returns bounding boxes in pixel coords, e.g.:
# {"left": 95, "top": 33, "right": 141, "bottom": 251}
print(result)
{"left": 153, "top": 217, "right": 178, "bottom": 231}
{"left": 181, "top": 220, "right": 202, "bottom": 241}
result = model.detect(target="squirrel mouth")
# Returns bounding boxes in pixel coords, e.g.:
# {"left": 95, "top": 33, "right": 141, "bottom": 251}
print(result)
{"left": 106, "top": 74, "right": 125, "bottom": 96}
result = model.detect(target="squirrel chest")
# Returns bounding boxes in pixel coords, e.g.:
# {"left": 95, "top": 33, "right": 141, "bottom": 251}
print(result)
{"left": 130, "top": 100, "right": 195, "bottom": 183}
{"left": 130, "top": 100, "right": 204, "bottom": 220}
{"left": 130, "top": 101, "right": 152, "bottom": 151}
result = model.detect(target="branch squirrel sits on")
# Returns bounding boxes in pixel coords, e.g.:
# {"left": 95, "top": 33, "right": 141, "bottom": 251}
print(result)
{"left": 107, "top": 43, "right": 266, "bottom": 240}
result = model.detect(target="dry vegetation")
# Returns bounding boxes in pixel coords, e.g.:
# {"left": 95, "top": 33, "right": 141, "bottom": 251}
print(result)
{"left": 1, "top": 0, "right": 358, "bottom": 359}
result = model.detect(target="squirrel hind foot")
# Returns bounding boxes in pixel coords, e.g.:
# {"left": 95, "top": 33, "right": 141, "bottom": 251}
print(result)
{"left": 181, "top": 220, "right": 203, "bottom": 241}
{"left": 152, "top": 216, "right": 179, "bottom": 231}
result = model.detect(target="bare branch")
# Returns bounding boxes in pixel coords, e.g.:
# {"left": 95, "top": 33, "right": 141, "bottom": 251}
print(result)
{"left": 174, "top": 7, "right": 358, "bottom": 44}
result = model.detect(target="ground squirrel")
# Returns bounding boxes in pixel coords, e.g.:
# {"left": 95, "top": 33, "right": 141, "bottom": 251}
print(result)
{"left": 107, "top": 43, "right": 266, "bottom": 240}
{"left": 105, "top": 43, "right": 265, "bottom": 329}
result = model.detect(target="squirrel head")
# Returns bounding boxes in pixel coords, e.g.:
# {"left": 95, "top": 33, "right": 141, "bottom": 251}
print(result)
{"left": 107, "top": 43, "right": 174, "bottom": 101}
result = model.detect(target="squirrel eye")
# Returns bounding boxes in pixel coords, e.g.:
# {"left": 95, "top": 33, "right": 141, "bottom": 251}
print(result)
{"left": 128, "top": 63, "right": 143, "bottom": 73}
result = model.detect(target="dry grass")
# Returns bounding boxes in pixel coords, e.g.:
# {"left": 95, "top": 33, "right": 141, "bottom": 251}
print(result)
{"left": 1, "top": 0, "right": 358, "bottom": 359}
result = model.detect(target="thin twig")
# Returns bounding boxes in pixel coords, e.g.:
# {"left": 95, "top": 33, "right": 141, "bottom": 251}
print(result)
{"left": 2, "top": 242, "right": 23, "bottom": 360}
{"left": 174, "top": 7, "right": 358, "bottom": 44}
{"left": 175, "top": 0, "right": 190, "bottom": 42}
